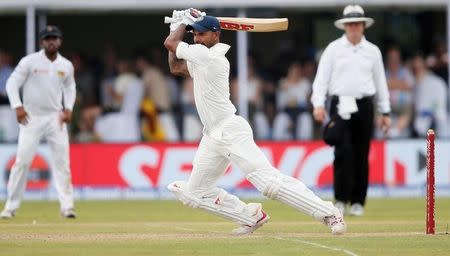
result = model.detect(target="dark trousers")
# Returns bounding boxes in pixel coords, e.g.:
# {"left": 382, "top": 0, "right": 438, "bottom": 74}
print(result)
{"left": 329, "top": 96, "right": 374, "bottom": 206}
{"left": 0, "top": 95, "right": 9, "bottom": 105}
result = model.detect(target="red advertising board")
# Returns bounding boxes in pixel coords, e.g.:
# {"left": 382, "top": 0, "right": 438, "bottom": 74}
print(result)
{"left": 2, "top": 140, "right": 449, "bottom": 195}
{"left": 66, "top": 141, "right": 385, "bottom": 189}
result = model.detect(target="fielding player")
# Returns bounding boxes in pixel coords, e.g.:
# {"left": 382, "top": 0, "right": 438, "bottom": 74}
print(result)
{"left": 1, "top": 25, "right": 77, "bottom": 219}
{"left": 164, "top": 9, "right": 346, "bottom": 235}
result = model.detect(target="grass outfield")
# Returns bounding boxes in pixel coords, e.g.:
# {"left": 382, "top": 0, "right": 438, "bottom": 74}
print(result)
{"left": 0, "top": 198, "right": 449, "bottom": 256}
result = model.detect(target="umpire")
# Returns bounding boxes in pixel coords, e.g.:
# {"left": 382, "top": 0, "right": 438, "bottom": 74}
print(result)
{"left": 311, "top": 5, "right": 391, "bottom": 216}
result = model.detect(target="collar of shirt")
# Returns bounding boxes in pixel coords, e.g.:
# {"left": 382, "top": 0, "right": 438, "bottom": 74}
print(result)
{"left": 39, "top": 49, "right": 61, "bottom": 63}
{"left": 210, "top": 43, "right": 230, "bottom": 56}
{"left": 341, "top": 34, "right": 366, "bottom": 49}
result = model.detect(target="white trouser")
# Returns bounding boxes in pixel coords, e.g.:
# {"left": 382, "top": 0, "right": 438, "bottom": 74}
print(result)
{"left": 171, "top": 115, "right": 337, "bottom": 224}
{"left": 187, "top": 115, "right": 273, "bottom": 193}
{"left": 4, "top": 112, "right": 74, "bottom": 212}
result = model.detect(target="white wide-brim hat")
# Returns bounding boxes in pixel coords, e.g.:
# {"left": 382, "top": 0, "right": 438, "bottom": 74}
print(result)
{"left": 334, "top": 5, "right": 374, "bottom": 30}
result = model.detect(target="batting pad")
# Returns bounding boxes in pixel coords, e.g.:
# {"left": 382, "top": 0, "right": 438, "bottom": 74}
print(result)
{"left": 168, "top": 181, "right": 261, "bottom": 226}
{"left": 247, "top": 171, "right": 337, "bottom": 221}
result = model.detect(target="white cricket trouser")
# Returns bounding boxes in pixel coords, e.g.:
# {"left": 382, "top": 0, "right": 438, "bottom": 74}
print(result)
{"left": 187, "top": 115, "right": 337, "bottom": 222}
{"left": 187, "top": 115, "right": 272, "bottom": 194}
{"left": 4, "top": 112, "right": 74, "bottom": 212}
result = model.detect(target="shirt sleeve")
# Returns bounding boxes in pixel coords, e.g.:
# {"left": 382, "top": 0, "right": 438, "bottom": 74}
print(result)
{"left": 6, "top": 57, "right": 30, "bottom": 109}
{"left": 373, "top": 48, "right": 391, "bottom": 113}
{"left": 176, "top": 42, "right": 210, "bottom": 65}
{"left": 63, "top": 63, "right": 77, "bottom": 111}
{"left": 311, "top": 45, "right": 333, "bottom": 108}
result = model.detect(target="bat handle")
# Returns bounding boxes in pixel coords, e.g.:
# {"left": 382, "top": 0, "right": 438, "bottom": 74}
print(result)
{"left": 164, "top": 16, "right": 175, "bottom": 24}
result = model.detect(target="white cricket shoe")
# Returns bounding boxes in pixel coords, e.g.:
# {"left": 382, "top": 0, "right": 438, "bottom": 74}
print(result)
{"left": 61, "top": 208, "right": 77, "bottom": 219}
{"left": 334, "top": 201, "right": 346, "bottom": 215}
{"left": 349, "top": 203, "right": 364, "bottom": 216}
{"left": 232, "top": 204, "right": 270, "bottom": 236}
{"left": 323, "top": 211, "right": 346, "bottom": 235}
{"left": 0, "top": 209, "right": 15, "bottom": 219}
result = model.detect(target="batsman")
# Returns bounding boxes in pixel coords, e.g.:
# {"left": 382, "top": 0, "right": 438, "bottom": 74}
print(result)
{"left": 164, "top": 9, "right": 346, "bottom": 235}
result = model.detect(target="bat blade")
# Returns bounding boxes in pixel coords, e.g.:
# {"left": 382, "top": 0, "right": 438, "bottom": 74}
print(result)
{"left": 217, "top": 17, "right": 288, "bottom": 32}
{"left": 163, "top": 16, "right": 289, "bottom": 32}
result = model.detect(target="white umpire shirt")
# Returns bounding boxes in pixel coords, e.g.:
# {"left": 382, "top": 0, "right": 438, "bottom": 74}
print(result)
{"left": 311, "top": 35, "right": 391, "bottom": 114}
{"left": 176, "top": 41, "right": 237, "bottom": 134}
{"left": 6, "top": 50, "right": 76, "bottom": 115}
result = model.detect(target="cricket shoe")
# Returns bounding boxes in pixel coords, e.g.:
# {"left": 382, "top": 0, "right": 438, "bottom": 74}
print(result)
{"left": 349, "top": 203, "right": 364, "bottom": 217}
{"left": 61, "top": 208, "right": 77, "bottom": 219}
{"left": 323, "top": 210, "right": 346, "bottom": 235}
{"left": 0, "top": 209, "right": 15, "bottom": 219}
{"left": 232, "top": 204, "right": 270, "bottom": 236}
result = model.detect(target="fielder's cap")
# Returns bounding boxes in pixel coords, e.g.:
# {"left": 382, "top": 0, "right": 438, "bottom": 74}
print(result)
{"left": 334, "top": 5, "right": 374, "bottom": 30}
{"left": 39, "top": 25, "right": 63, "bottom": 40}
{"left": 186, "top": 16, "right": 221, "bottom": 32}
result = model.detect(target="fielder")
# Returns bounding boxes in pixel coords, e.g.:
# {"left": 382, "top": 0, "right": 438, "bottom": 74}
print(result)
{"left": 164, "top": 9, "right": 346, "bottom": 235}
{"left": 1, "top": 25, "right": 77, "bottom": 219}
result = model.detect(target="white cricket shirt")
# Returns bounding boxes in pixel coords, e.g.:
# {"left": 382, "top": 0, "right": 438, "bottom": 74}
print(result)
{"left": 311, "top": 35, "right": 391, "bottom": 113}
{"left": 6, "top": 50, "right": 76, "bottom": 115}
{"left": 176, "top": 42, "right": 237, "bottom": 133}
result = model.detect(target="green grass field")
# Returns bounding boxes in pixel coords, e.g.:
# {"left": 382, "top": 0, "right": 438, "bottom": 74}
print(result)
{"left": 0, "top": 198, "right": 449, "bottom": 256}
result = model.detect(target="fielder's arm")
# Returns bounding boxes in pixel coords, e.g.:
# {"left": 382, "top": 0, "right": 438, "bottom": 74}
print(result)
{"left": 164, "top": 25, "right": 190, "bottom": 77}
{"left": 61, "top": 63, "right": 77, "bottom": 123}
{"left": 6, "top": 57, "right": 30, "bottom": 124}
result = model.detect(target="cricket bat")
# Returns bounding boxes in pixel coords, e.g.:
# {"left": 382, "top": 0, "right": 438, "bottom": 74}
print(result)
{"left": 164, "top": 16, "right": 288, "bottom": 32}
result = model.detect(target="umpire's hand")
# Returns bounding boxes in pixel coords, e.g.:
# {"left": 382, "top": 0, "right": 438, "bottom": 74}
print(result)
{"left": 15, "top": 106, "right": 29, "bottom": 125}
{"left": 380, "top": 115, "right": 391, "bottom": 135}
{"left": 313, "top": 106, "right": 327, "bottom": 123}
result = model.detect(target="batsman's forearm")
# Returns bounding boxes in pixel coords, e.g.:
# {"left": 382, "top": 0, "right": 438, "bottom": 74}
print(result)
{"left": 168, "top": 51, "right": 180, "bottom": 68}
{"left": 164, "top": 25, "right": 186, "bottom": 53}
{"left": 167, "top": 51, "right": 188, "bottom": 77}
{"left": 165, "top": 25, "right": 189, "bottom": 76}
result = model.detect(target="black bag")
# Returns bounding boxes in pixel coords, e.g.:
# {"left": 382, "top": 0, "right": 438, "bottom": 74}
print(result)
{"left": 322, "top": 115, "right": 346, "bottom": 146}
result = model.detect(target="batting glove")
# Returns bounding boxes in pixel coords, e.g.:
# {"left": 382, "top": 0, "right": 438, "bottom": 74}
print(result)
{"left": 169, "top": 10, "right": 185, "bottom": 31}
{"left": 169, "top": 21, "right": 183, "bottom": 32}
{"left": 188, "top": 8, "right": 206, "bottom": 19}
{"left": 180, "top": 8, "right": 206, "bottom": 25}
{"left": 171, "top": 10, "right": 185, "bottom": 21}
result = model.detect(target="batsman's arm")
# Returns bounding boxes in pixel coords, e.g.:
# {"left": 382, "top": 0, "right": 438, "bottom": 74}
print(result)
{"left": 164, "top": 25, "right": 190, "bottom": 77}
